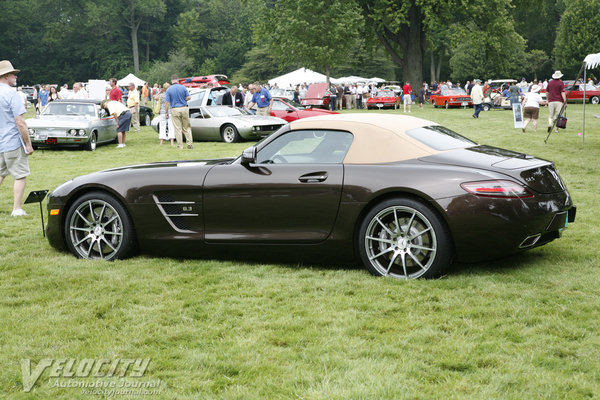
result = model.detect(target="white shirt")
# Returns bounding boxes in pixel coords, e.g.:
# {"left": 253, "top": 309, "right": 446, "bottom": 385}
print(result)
{"left": 522, "top": 92, "right": 543, "bottom": 108}
{"left": 69, "top": 89, "right": 88, "bottom": 99}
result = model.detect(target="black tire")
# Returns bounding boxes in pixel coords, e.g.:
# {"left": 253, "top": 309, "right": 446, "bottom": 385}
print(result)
{"left": 445, "top": 101, "right": 449, "bottom": 109}
{"left": 590, "top": 96, "right": 599, "bottom": 105}
{"left": 358, "top": 197, "right": 452, "bottom": 279}
{"left": 221, "top": 124, "right": 241, "bottom": 143}
{"left": 143, "top": 111, "right": 151, "bottom": 126}
{"left": 84, "top": 132, "right": 97, "bottom": 151}
{"left": 64, "top": 191, "right": 137, "bottom": 260}
{"left": 482, "top": 103, "right": 491, "bottom": 111}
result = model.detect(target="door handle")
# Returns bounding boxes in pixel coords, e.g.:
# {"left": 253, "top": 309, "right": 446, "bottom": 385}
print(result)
{"left": 298, "top": 172, "right": 328, "bottom": 183}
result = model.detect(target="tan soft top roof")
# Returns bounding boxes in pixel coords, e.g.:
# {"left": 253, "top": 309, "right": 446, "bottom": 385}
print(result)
{"left": 289, "top": 113, "right": 442, "bottom": 164}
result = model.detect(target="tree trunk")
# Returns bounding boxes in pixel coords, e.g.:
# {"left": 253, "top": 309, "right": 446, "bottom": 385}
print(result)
{"left": 430, "top": 52, "right": 436, "bottom": 84}
{"left": 436, "top": 53, "right": 443, "bottom": 82}
{"left": 400, "top": 4, "right": 426, "bottom": 93}
{"left": 129, "top": 1, "right": 140, "bottom": 73}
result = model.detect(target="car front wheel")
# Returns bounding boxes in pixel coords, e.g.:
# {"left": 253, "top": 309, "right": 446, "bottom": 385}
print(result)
{"left": 221, "top": 124, "right": 241, "bottom": 143}
{"left": 144, "top": 112, "right": 151, "bottom": 126}
{"left": 483, "top": 104, "right": 491, "bottom": 111}
{"left": 590, "top": 96, "right": 599, "bottom": 105}
{"left": 64, "top": 191, "right": 136, "bottom": 260}
{"left": 358, "top": 197, "right": 452, "bottom": 279}
{"left": 84, "top": 132, "right": 97, "bottom": 151}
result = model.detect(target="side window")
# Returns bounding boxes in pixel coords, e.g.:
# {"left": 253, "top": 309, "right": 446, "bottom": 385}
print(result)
{"left": 256, "top": 130, "right": 353, "bottom": 164}
{"left": 188, "top": 91, "right": 205, "bottom": 107}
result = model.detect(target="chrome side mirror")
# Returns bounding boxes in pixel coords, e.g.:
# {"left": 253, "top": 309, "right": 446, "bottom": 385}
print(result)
{"left": 241, "top": 146, "right": 257, "bottom": 165}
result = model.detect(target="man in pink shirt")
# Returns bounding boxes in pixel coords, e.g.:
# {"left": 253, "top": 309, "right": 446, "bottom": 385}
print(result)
{"left": 108, "top": 78, "right": 122, "bottom": 102}
{"left": 546, "top": 70, "right": 566, "bottom": 133}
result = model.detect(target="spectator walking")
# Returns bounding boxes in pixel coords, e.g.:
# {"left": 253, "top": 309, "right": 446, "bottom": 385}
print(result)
{"left": 547, "top": 70, "right": 566, "bottom": 134}
{"left": 127, "top": 83, "right": 140, "bottom": 132}
{"left": 356, "top": 84, "right": 364, "bottom": 109}
{"left": 109, "top": 78, "right": 122, "bottom": 102}
{"left": 509, "top": 82, "right": 521, "bottom": 105}
{"left": 165, "top": 74, "right": 193, "bottom": 149}
{"left": 154, "top": 83, "right": 175, "bottom": 146}
{"left": 0, "top": 61, "right": 34, "bottom": 216}
{"left": 403, "top": 81, "right": 412, "bottom": 112}
{"left": 521, "top": 84, "right": 546, "bottom": 132}
{"left": 293, "top": 85, "right": 300, "bottom": 103}
{"left": 101, "top": 99, "right": 132, "bottom": 148}
{"left": 471, "top": 79, "right": 484, "bottom": 118}
{"left": 337, "top": 84, "right": 344, "bottom": 110}
{"left": 248, "top": 81, "right": 273, "bottom": 116}
{"left": 344, "top": 84, "right": 353, "bottom": 110}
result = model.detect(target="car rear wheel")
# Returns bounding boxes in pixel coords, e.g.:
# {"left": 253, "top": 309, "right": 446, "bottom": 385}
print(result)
{"left": 144, "top": 112, "right": 151, "bottom": 126}
{"left": 221, "top": 124, "right": 241, "bottom": 143}
{"left": 482, "top": 103, "right": 491, "bottom": 111}
{"left": 590, "top": 96, "right": 599, "bottom": 105}
{"left": 358, "top": 197, "right": 452, "bottom": 279}
{"left": 84, "top": 132, "right": 97, "bottom": 151}
{"left": 64, "top": 191, "right": 136, "bottom": 260}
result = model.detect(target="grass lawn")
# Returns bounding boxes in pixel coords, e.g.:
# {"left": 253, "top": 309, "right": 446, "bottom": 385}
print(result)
{"left": 1, "top": 103, "right": 599, "bottom": 399}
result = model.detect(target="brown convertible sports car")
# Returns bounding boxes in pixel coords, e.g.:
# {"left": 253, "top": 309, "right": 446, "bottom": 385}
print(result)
{"left": 45, "top": 114, "right": 576, "bottom": 279}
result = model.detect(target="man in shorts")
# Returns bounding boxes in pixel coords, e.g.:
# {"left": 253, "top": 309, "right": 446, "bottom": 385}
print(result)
{"left": 403, "top": 81, "right": 412, "bottom": 112}
{"left": 0, "top": 60, "right": 34, "bottom": 216}
{"left": 101, "top": 99, "right": 132, "bottom": 148}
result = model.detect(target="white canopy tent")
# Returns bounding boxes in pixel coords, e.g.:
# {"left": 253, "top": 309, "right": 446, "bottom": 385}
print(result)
{"left": 268, "top": 68, "right": 329, "bottom": 88}
{"left": 116, "top": 73, "right": 146, "bottom": 88}
{"left": 581, "top": 52, "right": 600, "bottom": 144}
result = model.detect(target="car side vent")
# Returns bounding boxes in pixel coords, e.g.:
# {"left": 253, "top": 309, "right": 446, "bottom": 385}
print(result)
{"left": 152, "top": 194, "right": 198, "bottom": 233}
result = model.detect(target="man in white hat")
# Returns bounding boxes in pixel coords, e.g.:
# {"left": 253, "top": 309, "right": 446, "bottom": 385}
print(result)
{"left": 547, "top": 70, "right": 566, "bottom": 133}
{"left": 0, "top": 60, "right": 34, "bottom": 216}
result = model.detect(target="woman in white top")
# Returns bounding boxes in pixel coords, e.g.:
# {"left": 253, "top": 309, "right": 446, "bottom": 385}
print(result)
{"left": 521, "top": 85, "right": 547, "bottom": 132}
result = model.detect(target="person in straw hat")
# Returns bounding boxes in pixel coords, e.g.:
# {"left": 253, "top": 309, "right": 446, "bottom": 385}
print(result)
{"left": 0, "top": 60, "right": 34, "bottom": 217}
{"left": 547, "top": 70, "right": 566, "bottom": 133}
{"left": 521, "top": 84, "right": 547, "bottom": 132}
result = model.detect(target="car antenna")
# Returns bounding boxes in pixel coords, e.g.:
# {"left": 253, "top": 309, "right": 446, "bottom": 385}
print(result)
{"left": 24, "top": 190, "right": 49, "bottom": 237}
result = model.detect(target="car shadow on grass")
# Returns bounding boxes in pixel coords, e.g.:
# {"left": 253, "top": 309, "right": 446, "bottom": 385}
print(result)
{"left": 449, "top": 250, "right": 550, "bottom": 278}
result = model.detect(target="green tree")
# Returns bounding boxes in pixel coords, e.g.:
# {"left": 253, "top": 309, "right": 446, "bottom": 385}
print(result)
{"left": 124, "top": 0, "right": 167, "bottom": 73}
{"left": 553, "top": 0, "right": 600, "bottom": 78}
{"left": 255, "top": 0, "right": 363, "bottom": 83}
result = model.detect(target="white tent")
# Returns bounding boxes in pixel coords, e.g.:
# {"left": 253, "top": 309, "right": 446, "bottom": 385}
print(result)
{"left": 369, "top": 77, "right": 385, "bottom": 83}
{"left": 333, "top": 75, "right": 369, "bottom": 84}
{"left": 580, "top": 52, "right": 600, "bottom": 144}
{"left": 117, "top": 73, "right": 146, "bottom": 88}
{"left": 268, "top": 68, "right": 329, "bottom": 88}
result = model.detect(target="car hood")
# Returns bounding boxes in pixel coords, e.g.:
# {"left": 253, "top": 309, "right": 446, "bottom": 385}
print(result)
{"left": 102, "top": 158, "right": 236, "bottom": 173}
{"left": 26, "top": 116, "right": 94, "bottom": 129}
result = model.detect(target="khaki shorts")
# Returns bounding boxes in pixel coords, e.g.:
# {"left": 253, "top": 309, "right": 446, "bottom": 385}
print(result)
{"left": 0, "top": 147, "right": 30, "bottom": 179}
{"left": 403, "top": 94, "right": 412, "bottom": 104}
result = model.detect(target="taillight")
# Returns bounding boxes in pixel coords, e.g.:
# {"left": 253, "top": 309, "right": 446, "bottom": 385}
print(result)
{"left": 461, "top": 180, "right": 533, "bottom": 198}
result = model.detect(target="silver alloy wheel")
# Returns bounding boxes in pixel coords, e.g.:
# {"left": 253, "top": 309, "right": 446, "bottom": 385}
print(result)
{"left": 222, "top": 125, "right": 237, "bottom": 142}
{"left": 68, "top": 199, "right": 124, "bottom": 260}
{"left": 89, "top": 133, "right": 97, "bottom": 151}
{"left": 364, "top": 205, "right": 437, "bottom": 279}
{"left": 144, "top": 113, "right": 151, "bottom": 126}
{"left": 591, "top": 96, "right": 599, "bottom": 105}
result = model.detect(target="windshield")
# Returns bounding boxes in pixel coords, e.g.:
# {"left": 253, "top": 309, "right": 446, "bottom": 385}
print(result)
{"left": 441, "top": 88, "right": 468, "bottom": 96}
{"left": 375, "top": 90, "right": 395, "bottom": 97}
{"left": 42, "top": 102, "right": 96, "bottom": 117}
{"left": 203, "top": 106, "right": 247, "bottom": 117}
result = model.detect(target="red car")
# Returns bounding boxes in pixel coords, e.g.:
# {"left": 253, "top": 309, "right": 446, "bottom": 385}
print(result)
{"left": 300, "top": 82, "right": 331, "bottom": 109}
{"left": 366, "top": 90, "right": 400, "bottom": 109}
{"left": 430, "top": 87, "right": 473, "bottom": 108}
{"left": 177, "top": 74, "right": 230, "bottom": 88}
{"left": 270, "top": 97, "right": 337, "bottom": 122}
{"left": 564, "top": 82, "right": 600, "bottom": 104}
